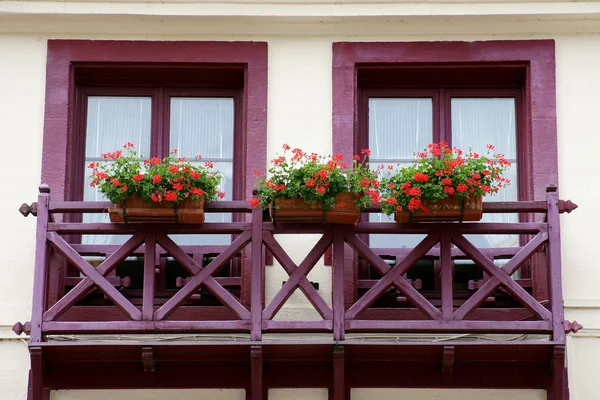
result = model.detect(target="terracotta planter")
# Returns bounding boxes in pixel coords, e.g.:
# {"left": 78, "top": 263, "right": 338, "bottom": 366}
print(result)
{"left": 395, "top": 195, "right": 483, "bottom": 223}
{"left": 270, "top": 192, "right": 360, "bottom": 224}
{"left": 109, "top": 196, "right": 205, "bottom": 224}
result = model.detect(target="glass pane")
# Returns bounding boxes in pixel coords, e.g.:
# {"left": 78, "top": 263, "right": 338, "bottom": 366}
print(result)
{"left": 84, "top": 96, "right": 152, "bottom": 245}
{"left": 451, "top": 98, "right": 518, "bottom": 248}
{"left": 451, "top": 98, "right": 516, "bottom": 160}
{"left": 369, "top": 98, "right": 433, "bottom": 162}
{"left": 85, "top": 96, "right": 152, "bottom": 158}
{"left": 368, "top": 98, "right": 433, "bottom": 248}
{"left": 169, "top": 97, "right": 235, "bottom": 246}
{"left": 170, "top": 97, "right": 234, "bottom": 161}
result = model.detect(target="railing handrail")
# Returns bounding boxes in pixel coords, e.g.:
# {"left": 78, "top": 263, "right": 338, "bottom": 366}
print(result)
{"left": 47, "top": 200, "right": 252, "bottom": 214}
{"left": 20, "top": 192, "right": 578, "bottom": 220}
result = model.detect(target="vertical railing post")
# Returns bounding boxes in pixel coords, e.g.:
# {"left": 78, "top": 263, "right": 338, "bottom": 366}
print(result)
{"left": 142, "top": 233, "right": 156, "bottom": 320}
{"left": 30, "top": 184, "right": 51, "bottom": 343}
{"left": 250, "top": 207, "right": 263, "bottom": 341}
{"left": 332, "top": 226, "right": 345, "bottom": 341}
{"left": 546, "top": 185, "right": 566, "bottom": 343}
{"left": 440, "top": 232, "right": 454, "bottom": 321}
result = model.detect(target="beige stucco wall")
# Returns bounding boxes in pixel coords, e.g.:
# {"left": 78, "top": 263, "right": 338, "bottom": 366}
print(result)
{"left": 0, "top": 3, "right": 599, "bottom": 398}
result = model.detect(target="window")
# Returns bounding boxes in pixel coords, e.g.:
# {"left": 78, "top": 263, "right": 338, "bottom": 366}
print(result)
{"left": 76, "top": 72, "right": 242, "bottom": 246}
{"left": 333, "top": 40, "right": 558, "bottom": 301}
{"left": 43, "top": 40, "right": 267, "bottom": 203}
{"left": 359, "top": 82, "right": 522, "bottom": 250}
{"left": 42, "top": 40, "right": 268, "bottom": 304}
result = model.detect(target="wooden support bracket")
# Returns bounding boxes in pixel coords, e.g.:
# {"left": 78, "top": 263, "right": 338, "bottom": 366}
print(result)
{"left": 442, "top": 346, "right": 455, "bottom": 374}
{"left": 141, "top": 346, "right": 155, "bottom": 373}
{"left": 250, "top": 346, "right": 263, "bottom": 400}
{"left": 333, "top": 345, "right": 346, "bottom": 400}
{"left": 548, "top": 346, "right": 567, "bottom": 400}
{"left": 29, "top": 347, "right": 46, "bottom": 400}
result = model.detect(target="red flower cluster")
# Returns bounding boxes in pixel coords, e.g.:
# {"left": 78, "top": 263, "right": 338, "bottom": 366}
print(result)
{"left": 253, "top": 144, "right": 380, "bottom": 211}
{"left": 88, "top": 144, "right": 225, "bottom": 205}
{"left": 380, "top": 141, "right": 512, "bottom": 216}
{"left": 413, "top": 172, "right": 429, "bottom": 182}
{"left": 101, "top": 150, "right": 122, "bottom": 160}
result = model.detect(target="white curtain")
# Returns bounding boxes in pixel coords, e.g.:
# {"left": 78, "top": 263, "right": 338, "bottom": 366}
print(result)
{"left": 83, "top": 96, "right": 152, "bottom": 245}
{"left": 82, "top": 96, "right": 235, "bottom": 247}
{"left": 169, "top": 98, "right": 234, "bottom": 245}
{"left": 368, "top": 97, "right": 519, "bottom": 251}
{"left": 451, "top": 98, "right": 518, "bottom": 249}
{"left": 369, "top": 98, "right": 433, "bottom": 249}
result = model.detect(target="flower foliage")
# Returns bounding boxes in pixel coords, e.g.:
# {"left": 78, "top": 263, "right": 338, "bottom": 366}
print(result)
{"left": 380, "top": 142, "right": 512, "bottom": 216}
{"left": 250, "top": 144, "right": 381, "bottom": 210}
{"left": 89, "top": 142, "right": 225, "bottom": 205}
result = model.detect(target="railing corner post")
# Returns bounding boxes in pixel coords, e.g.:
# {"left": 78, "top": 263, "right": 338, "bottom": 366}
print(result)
{"left": 250, "top": 207, "right": 264, "bottom": 342}
{"left": 30, "top": 185, "right": 51, "bottom": 343}
{"left": 332, "top": 225, "right": 345, "bottom": 342}
{"left": 546, "top": 185, "right": 566, "bottom": 343}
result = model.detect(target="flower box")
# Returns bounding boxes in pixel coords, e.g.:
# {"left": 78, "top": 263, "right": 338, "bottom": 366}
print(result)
{"left": 395, "top": 195, "right": 482, "bottom": 223}
{"left": 109, "top": 196, "right": 205, "bottom": 224}
{"left": 269, "top": 192, "right": 360, "bottom": 224}
{"left": 250, "top": 145, "right": 380, "bottom": 222}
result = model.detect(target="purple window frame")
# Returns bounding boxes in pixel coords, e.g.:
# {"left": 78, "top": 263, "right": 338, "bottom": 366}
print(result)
{"left": 43, "top": 40, "right": 268, "bottom": 203}
{"left": 332, "top": 40, "right": 557, "bottom": 300}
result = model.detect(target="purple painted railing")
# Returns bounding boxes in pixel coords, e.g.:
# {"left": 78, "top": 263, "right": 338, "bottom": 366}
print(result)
{"left": 16, "top": 184, "right": 579, "bottom": 345}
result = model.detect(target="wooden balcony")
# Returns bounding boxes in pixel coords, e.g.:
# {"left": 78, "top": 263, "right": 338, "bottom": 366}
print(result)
{"left": 15, "top": 184, "right": 580, "bottom": 400}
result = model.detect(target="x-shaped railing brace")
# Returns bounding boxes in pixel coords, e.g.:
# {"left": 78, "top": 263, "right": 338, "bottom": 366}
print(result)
{"left": 345, "top": 232, "right": 442, "bottom": 320}
{"left": 262, "top": 232, "right": 333, "bottom": 321}
{"left": 453, "top": 231, "right": 550, "bottom": 321}
{"left": 44, "top": 231, "right": 252, "bottom": 322}
{"left": 45, "top": 232, "right": 145, "bottom": 321}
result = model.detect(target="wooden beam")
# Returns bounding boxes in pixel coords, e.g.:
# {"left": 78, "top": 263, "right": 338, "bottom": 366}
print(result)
{"left": 440, "top": 233, "right": 453, "bottom": 321}
{"left": 251, "top": 208, "right": 264, "bottom": 341}
{"left": 332, "top": 227, "right": 346, "bottom": 341}
{"left": 30, "top": 187, "right": 50, "bottom": 343}
{"left": 142, "top": 234, "right": 156, "bottom": 320}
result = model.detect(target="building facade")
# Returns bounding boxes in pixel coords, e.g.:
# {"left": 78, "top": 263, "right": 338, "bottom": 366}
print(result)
{"left": 1, "top": 1, "right": 599, "bottom": 399}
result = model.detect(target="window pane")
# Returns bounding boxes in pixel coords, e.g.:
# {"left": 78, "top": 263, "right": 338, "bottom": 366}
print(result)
{"left": 169, "top": 97, "right": 235, "bottom": 245}
{"left": 369, "top": 98, "right": 433, "bottom": 161}
{"left": 170, "top": 97, "right": 234, "bottom": 162}
{"left": 368, "top": 98, "right": 433, "bottom": 248}
{"left": 83, "top": 96, "right": 152, "bottom": 245}
{"left": 85, "top": 96, "right": 152, "bottom": 158}
{"left": 451, "top": 98, "right": 516, "bottom": 160}
{"left": 451, "top": 98, "right": 518, "bottom": 249}
{"left": 84, "top": 96, "right": 152, "bottom": 203}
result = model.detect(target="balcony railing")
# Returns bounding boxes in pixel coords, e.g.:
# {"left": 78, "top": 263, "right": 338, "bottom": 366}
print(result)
{"left": 16, "top": 184, "right": 580, "bottom": 345}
